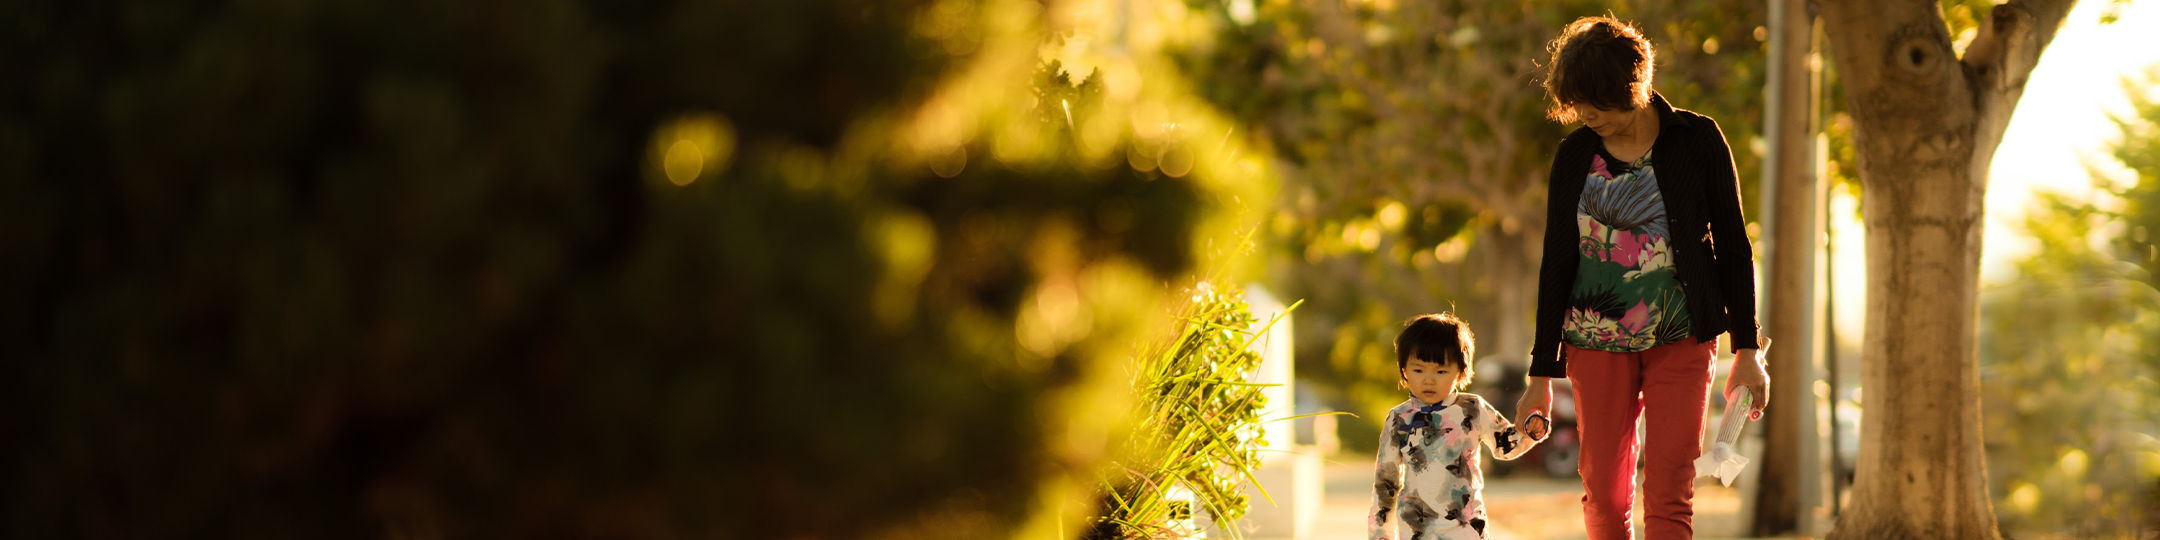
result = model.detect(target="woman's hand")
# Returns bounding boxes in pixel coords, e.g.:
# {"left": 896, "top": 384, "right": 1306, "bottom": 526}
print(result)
{"left": 1725, "top": 338, "right": 1771, "bottom": 420}
{"left": 1516, "top": 376, "right": 1554, "bottom": 439}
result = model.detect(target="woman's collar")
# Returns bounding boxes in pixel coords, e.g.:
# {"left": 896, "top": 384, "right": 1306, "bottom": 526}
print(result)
{"left": 1648, "top": 92, "right": 1689, "bottom": 131}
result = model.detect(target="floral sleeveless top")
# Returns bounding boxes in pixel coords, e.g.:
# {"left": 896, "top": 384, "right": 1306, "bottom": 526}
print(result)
{"left": 1564, "top": 149, "right": 1691, "bottom": 352}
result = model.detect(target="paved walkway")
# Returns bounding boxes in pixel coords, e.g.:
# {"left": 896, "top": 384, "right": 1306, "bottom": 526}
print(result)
{"left": 1287, "top": 459, "right": 1749, "bottom": 540}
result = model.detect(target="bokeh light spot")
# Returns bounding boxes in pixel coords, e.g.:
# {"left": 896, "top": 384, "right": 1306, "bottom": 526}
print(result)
{"left": 1158, "top": 142, "right": 1194, "bottom": 177}
{"left": 648, "top": 112, "right": 736, "bottom": 188}
{"left": 1376, "top": 201, "right": 1406, "bottom": 231}
{"left": 664, "top": 140, "right": 704, "bottom": 185}
{"left": 2059, "top": 448, "right": 2089, "bottom": 476}
{"left": 930, "top": 144, "right": 968, "bottom": 178}
{"left": 2009, "top": 481, "right": 2040, "bottom": 513}
{"left": 1126, "top": 139, "right": 1159, "bottom": 172}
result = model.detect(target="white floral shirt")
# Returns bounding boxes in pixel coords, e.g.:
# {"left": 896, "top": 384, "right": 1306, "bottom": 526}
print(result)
{"left": 1367, "top": 393, "right": 1540, "bottom": 540}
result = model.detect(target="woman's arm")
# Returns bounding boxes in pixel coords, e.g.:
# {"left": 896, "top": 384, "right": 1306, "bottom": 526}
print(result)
{"left": 1699, "top": 117, "right": 1760, "bottom": 352}
{"left": 1523, "top": 133, "right": 1590, "bottom": 429}
{"left": 1529, "top": 133, "right": 1590, "bottom": 378}
{"left": 1700, "top": 117, "right": 1770, "bottom": 416}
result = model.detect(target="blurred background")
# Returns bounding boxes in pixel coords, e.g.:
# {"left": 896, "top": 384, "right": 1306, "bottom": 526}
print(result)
{"left": 1, "top": 0, "right": 2154, "bottom": 539}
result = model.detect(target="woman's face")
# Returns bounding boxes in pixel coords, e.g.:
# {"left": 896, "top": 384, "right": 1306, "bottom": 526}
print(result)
{"left": 1571, "top": 102, "right": 1638, "bottom": 137}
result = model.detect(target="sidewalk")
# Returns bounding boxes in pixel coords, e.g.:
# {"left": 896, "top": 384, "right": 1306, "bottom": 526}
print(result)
{"left": 1283, "top": 459, "right": 1749, "bottom": 540}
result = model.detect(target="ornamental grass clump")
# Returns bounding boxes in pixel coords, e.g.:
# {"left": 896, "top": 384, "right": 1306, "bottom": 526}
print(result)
{"left": 1087, "top": 283, "right": 1298, "bottom": 540}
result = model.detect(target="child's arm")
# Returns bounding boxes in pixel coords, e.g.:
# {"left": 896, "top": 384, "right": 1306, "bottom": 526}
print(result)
{"left": 1481, "top": 398, "right": 1544, "bottom": 461}
{"left": 1367, "top": 411, "right": 1405, "bottom": 540}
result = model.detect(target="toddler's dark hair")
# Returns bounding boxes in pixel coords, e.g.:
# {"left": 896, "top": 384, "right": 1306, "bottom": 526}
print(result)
{"left": 1394, "top": 313, "right": 1476, "bottom": 387}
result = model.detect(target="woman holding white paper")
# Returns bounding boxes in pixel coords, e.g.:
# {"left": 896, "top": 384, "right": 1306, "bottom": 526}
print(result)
{"left": 1511, "top": 16, "right": 1772, "bottom": 540}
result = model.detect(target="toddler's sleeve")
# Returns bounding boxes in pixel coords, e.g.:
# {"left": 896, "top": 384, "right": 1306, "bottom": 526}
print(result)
{"left": 1481, "top": 398, "right": 1540, "bottom": 462}
{"left": 1368, "top": 410, "right": 1404, "bottom": 540}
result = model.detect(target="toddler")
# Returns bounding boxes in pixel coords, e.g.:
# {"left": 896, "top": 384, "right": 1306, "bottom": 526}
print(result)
{"left": 1368, "top": 313, "right": 1548, "bottom": 540}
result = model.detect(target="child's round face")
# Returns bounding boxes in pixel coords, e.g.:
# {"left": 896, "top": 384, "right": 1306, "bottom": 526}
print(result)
{"left": 1401, "top": 356, "right": 1462, "bottom": 405}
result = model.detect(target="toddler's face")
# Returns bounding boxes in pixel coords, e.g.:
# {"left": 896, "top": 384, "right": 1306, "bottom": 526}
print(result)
{"left": 1401, "top": 357, "right": 1462, "bottom": 405}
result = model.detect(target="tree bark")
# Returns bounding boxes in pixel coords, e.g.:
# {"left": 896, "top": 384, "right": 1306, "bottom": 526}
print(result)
{"left": 1815, "top": 0, "right": 2075, "bottom": 538}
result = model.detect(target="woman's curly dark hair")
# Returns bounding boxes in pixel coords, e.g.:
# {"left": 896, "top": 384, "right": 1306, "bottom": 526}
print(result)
{"left": 1541, "top": 16, "right": 1656, "bottom": 123}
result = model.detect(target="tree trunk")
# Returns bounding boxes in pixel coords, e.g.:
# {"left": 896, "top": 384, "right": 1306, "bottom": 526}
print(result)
{"left": 1752, "top": 0, "right": 1819, "bottom": 533}
{"left": 1816, "top": 0, "right": 2075, "bottom": 538}
{"left": 1482, "top": 219, "right": 1535, "bottom": 372}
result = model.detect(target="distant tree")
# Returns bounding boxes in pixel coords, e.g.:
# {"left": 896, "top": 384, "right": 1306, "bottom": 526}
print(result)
{"left": 2114, "top": 67, "right": 2160, "bottom": 294}
{"left": 1978, "top": 194, "right": 2160, "bottom": 536}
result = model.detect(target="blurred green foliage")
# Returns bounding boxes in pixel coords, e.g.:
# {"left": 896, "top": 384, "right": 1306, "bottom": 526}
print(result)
{"left": 2116, "top": 67, "right": 2160, "bottom": 292}
{"left": 1979, "top": 66, "right": 2160, "bottom": 536}
{"left": 1167, "top": 0, "right": 1768, "bottom": 449}
{"left": 0, "top": 1, "right": 1268, "bottom": 538}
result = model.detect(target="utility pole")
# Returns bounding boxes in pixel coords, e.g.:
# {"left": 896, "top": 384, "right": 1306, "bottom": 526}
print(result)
{"left": 1750, "top": 0, "right": 1827, "bottom": 535}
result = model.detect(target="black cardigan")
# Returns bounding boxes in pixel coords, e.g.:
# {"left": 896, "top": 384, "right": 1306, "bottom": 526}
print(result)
{"left": 1528, "top": 93, "right": 1761, "bottom": 378}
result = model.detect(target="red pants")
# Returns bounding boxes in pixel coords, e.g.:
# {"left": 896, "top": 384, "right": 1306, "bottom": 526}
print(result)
{"left": 1566, "top": 337, "right": 1716, "bottom": 540}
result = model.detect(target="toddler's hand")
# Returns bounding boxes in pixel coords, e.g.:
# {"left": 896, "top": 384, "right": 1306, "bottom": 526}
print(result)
{"left": 1515, "top": 376, "right": 1554, "bottom": 434}
{"left": 1522, "top": 413, "right": 1550, "bottom": 441}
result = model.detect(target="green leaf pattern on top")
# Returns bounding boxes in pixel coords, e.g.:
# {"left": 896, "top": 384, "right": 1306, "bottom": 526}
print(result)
{"left": 1565, "top": 151, "right": 1692, "bottom": 353}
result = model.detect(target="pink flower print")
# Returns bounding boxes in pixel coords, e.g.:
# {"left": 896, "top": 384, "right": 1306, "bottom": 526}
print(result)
{"left": 1618, "top": 301, "right": 1652, "bottom": 333}
{"left": 1591, "top": 154, "right": 1614, "bottom": 180}
{"left": 1608, "top": 228, "right": 1645, "bottom": 267}
{"left": 1625, "top": 237, "right": 1674, "bottom": 280}
{"left": 1577, "top": 214, "right": 1601, "bottom": 237}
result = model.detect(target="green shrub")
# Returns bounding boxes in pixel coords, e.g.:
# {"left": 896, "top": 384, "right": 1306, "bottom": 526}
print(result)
{"left": 1087, "top": 283, "right": 1295, "bottom": 540}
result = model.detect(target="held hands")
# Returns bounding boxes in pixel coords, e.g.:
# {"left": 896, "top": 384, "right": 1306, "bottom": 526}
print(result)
{"left": 1725, "top": 337, "right": 1772, "bottom": 421}
{"left": 1520, "top": 413, "right": 1551, "bottom": 442}
{"left": 1514, "top": 377, "right": 1553, "bottom": 440}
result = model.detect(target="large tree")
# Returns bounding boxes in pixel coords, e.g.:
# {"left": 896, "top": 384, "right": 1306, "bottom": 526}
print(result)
{"left": 1815, "top": 0, "right": 2077, "bottom": 536}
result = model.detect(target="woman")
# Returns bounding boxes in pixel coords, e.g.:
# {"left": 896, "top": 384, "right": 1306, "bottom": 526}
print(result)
{"left": 1511, "top": 17, "right": 1771, "bottom": 540}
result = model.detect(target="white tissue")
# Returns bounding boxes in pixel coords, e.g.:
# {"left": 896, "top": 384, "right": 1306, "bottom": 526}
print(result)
{"left": 1696, "top": 441, "right": 1750, "bottom": 486}
{"left": 1694, "top": 386, "right": 1754, "bottom": 486}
